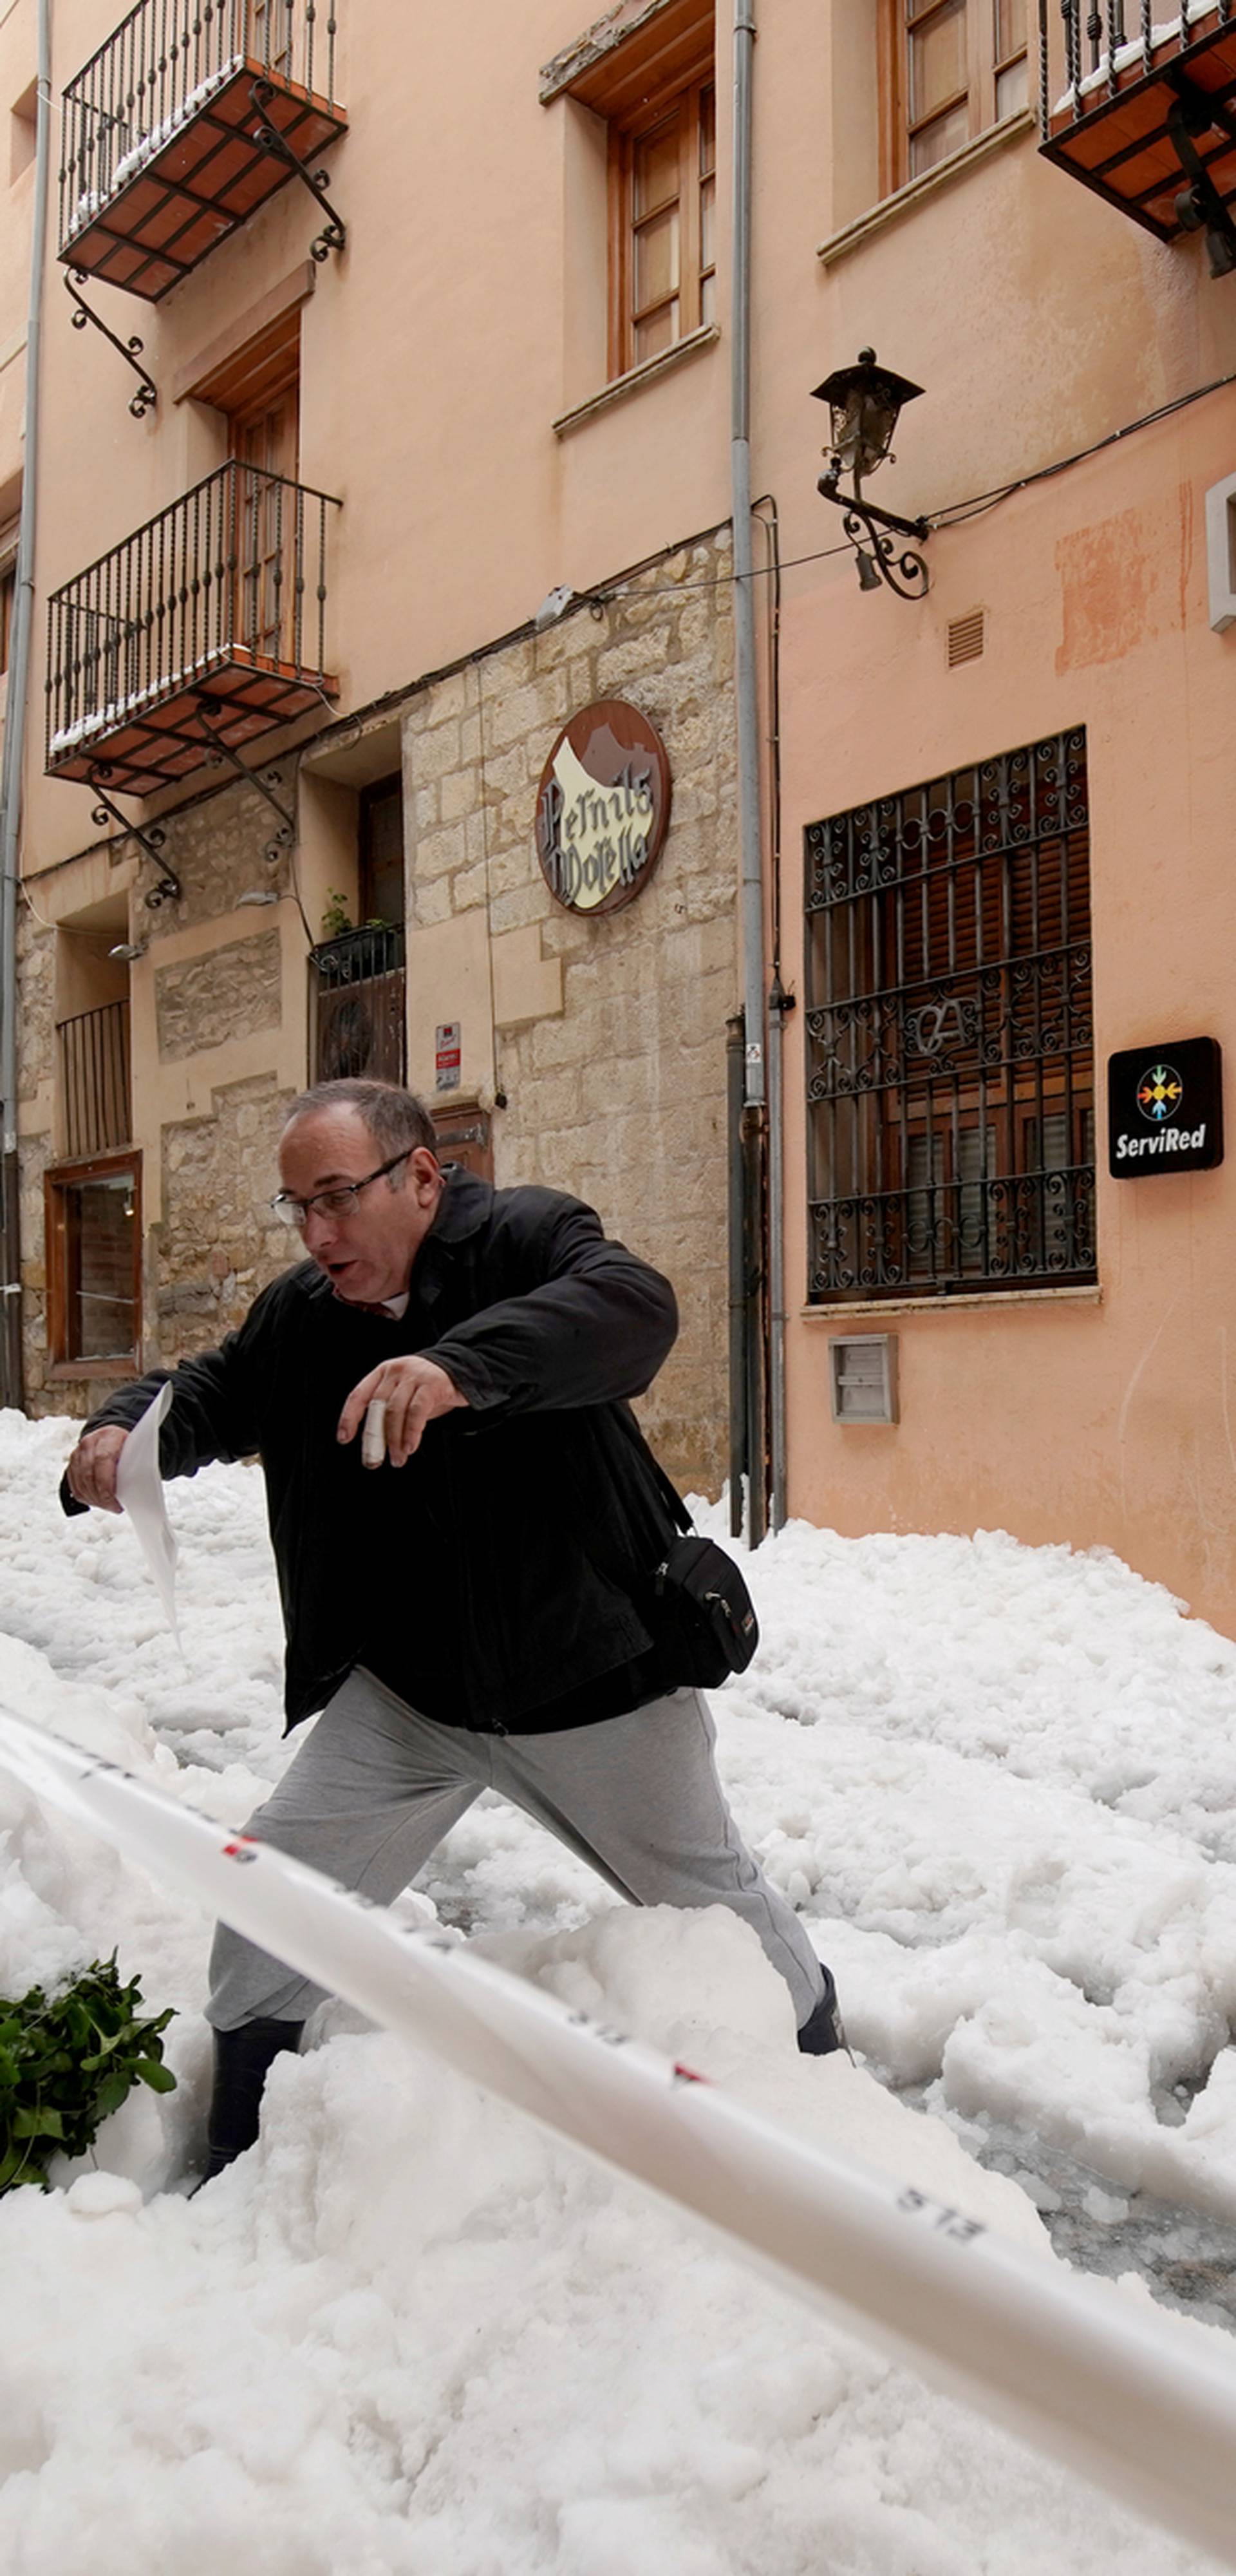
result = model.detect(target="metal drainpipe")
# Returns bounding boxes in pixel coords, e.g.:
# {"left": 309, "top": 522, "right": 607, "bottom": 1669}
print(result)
{"left": 730, "top": 0, "right": 769, "bottom": 1546}
{"left": 0, "top": 0, "right": 52, "bottom": 1412}
{"left": 726, "top": 1011, "right": 747, "bottom": 1540}
{"left": 768, "top": 969, "right": 788, "bottom": 1531}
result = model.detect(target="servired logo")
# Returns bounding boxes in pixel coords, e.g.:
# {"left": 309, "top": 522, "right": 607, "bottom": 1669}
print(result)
{"left": 1136, "top": 1063, "right": 1184, "bottom": 1124}
{"left": 1107, "top": 1037, "right": 1223, "bottom": 1177}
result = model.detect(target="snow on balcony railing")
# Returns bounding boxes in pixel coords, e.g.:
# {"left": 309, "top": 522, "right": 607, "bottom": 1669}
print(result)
{"left": 58, "top": 0, "right": 339, "bottom": 256}
{"left": 1040, "top": 3, "right": 1230, "bottom": 129}
{"left": 45, "top": 459, "right": 340, "bottom": 773}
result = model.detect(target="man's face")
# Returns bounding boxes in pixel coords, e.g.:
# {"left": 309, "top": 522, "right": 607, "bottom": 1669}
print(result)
{"left": 278, "top": 1106, "right": 442, "bottom": 1304}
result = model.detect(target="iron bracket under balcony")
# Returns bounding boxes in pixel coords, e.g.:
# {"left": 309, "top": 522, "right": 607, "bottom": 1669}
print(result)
{"left": 45, "top": 457, "right": 341, "bottom": 800}
{"left": 1038, "top": 5, "right": 1236, "bottom": 276}
{"left": 58, "top": 0, "right": 346, "bottom": 303}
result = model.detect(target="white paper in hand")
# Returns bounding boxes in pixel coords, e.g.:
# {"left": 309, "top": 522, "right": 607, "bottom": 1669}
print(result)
{"left": 115, "top": 1381, "right": 182, "bottom": 1650}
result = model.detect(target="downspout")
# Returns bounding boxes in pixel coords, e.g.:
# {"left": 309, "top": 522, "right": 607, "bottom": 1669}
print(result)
{"left": 0, "top": 0, "right": 52, "bottom": 1411}
{"left": 730, "top": 0, "right": 768, "bottom": 1545}
{"left": 726, "top": 1011, "right": 747, "bottom": 1540}
{"left": 768, "top": 966, "right": 787, "bottom": 1530}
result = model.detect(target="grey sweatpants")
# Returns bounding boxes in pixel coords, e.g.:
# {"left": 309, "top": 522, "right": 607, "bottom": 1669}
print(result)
{"left": 207, "top": 1665, "right": 825, "bottom": 2031}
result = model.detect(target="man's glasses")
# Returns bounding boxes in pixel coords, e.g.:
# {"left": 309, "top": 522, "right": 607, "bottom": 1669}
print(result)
{"left": 270, "top": 1149, "right": 414, "bottom": 1231}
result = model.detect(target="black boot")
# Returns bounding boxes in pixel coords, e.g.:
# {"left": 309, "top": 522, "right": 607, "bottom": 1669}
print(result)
{"left": 797, "top": 1970, "right": 848, "bottom": 2058}
{"left": 197, "top": 2018, "right": 304, "bottom": 2185}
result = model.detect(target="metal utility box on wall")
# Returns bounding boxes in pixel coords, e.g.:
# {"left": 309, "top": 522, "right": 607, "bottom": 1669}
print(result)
{"left": 829, "top": 1334, "right": 899, "bottom": 1423}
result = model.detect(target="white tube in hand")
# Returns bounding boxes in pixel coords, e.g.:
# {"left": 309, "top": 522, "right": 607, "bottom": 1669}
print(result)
{"left": 362, "top": 1397, "right": 388, "bottom": 1470}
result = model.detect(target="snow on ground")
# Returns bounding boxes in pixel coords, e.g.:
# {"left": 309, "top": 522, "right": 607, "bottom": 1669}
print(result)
{"left": 1, "top": 1406, "right": 1235, "bottom": 2572}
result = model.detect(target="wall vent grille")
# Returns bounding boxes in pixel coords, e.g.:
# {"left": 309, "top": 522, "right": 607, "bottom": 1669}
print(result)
{"left": 948, "top": 609, "right": 985, "bottom": 666}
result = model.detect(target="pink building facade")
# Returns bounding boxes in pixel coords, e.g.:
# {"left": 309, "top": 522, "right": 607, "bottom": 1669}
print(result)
{"left": 1, "top": 0, "right": 1235, "bottom": 1627}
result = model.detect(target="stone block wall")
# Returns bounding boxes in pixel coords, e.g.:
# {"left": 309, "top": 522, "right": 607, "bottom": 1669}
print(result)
{"left": 18, "top": 532, "right": 740, "bottom": 1496}
{"left": 17, "top": 762, "right": 299, "bottom": 1410}
{"left": 402, "top": 529, "right": 738, "bottom": 1493}
{"left": 156, "top": 1069, "right": 298, "bottom": 1359}
{"left": 155, "top": 930, "right": 282, "bottom": 1061}
{"left": 136, "top": 770, "right": 301, "bottom": 1365}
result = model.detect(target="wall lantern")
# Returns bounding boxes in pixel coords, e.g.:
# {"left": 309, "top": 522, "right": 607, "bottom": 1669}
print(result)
{"left": 811, "top": 348, "right": 931, "bottom": 600}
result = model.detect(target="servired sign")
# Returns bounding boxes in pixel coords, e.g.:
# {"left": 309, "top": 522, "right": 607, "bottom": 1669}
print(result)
{"left": 1107, "top": 1037, "right": 1223, "bottom": 1176}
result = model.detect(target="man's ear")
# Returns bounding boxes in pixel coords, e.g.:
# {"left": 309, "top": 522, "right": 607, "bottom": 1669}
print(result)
{"left": 410, "top": 1148, "right": 443, "bottom": 1197}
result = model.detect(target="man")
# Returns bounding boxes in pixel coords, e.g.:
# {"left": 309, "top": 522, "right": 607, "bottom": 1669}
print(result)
{"left": 64, "top": 1079, "right": 842, "bottom": 2181}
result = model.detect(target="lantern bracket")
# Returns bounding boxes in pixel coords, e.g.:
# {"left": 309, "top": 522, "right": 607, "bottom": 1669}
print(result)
{"left": 816, "top": 460, "right": 931, "bottom": 601}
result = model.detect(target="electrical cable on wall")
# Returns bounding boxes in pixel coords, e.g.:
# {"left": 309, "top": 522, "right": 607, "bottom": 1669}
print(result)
{"left": 559, "top": 361, "right": 1236, "bottom": 616}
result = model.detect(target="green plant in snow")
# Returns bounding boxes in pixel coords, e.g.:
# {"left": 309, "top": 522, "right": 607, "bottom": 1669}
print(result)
{"left": 0, "top": 1955, "right": 176, "bottom": 2195}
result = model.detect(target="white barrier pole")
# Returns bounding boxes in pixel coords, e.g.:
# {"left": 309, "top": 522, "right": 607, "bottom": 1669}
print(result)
{"left": 2, "top": 1704, "right": 1235, "bottom": 2567}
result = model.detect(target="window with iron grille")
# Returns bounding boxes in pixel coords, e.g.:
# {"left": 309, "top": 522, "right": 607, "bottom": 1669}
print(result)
{"left": 804, "top": 730, "right": 1096, "bottom": 1301}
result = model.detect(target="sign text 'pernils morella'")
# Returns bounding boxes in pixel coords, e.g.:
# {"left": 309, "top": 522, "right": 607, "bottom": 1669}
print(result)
{"left": 1107, "top": 1036, "right": 1224, "bottom": 1177}
{"left": 535, "top": 701, "right": 671, "bottom": 917}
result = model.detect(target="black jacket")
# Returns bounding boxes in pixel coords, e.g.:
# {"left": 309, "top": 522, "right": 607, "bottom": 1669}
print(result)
{"left": 62, "top": 1171, "right": 688, "bottom": 1734}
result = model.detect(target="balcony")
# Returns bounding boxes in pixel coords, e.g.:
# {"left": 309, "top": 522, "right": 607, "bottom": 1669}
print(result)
{"left": 57, "top": 999, "right": 133, "bottom": 1158}
{"left": 59, "top": 0, "right": 346, "bottom": 302}
{"left": 1038, "top": 5, "right": 1236, "bottom": 264}
{"left": 312, "top": 925, "right": 406, "bottom": 1085}
{"left": 46, "top": 459, "right": 340, "bottom": 797}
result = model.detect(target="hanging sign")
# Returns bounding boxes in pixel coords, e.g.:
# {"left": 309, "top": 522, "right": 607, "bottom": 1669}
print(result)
{"left": 1107, "top": 1037, "right": 1223, "bottom": 1176}
{"left": 535, "top": 700, "right": 671, "bottom": 916}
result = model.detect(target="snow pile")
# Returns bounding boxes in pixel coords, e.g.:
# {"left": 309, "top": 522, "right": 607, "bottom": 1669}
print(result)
{"left": 68, "top": 61, "right": 239, "bottom": 234}
{"left": 48, "top": 648, "right": 229, "bottom": 764}
{"left": 1053, "top": 8, "right": 1221, "bottom": 115}
{"left": 1, "top": 1408, "right": 1235, "bottom": 2570}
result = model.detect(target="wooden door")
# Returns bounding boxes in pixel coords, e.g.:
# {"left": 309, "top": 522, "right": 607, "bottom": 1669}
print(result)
{"left": 231, "top": 379, "right": 299, "bottom": 665}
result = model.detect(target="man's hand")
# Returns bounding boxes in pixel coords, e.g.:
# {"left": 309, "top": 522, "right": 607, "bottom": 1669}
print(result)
{"left": 65, "top": 1425, "right": 129, "bottom": 1514}
{"left": 337, "top": 1355, "right": 469, "bottom": 1468}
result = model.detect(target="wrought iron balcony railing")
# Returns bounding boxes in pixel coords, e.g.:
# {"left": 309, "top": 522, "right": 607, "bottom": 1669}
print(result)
{"left": 59, "top": 0, "right": 345, "bottom": 300}
{"left": 46, "top": 459, "right": 341, "bottom": 798}
{"left": 57, "top": 999, "right": 132, "bottom": 1160}
{"left": 1038, "top": 4, "right": 1236, "bottom": 265}
{"left": 312, "top": 925, "right": 407, "bottom": 1086}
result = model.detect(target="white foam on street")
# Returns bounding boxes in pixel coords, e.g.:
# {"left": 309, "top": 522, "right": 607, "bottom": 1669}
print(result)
{"left": 0, "top": 1406, "right": 1232, "bottom": 2572}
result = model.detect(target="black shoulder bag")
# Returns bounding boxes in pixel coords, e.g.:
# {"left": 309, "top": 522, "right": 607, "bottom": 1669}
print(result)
{"left": 645, "top": 1461, "right": 760, "bottom": 1690}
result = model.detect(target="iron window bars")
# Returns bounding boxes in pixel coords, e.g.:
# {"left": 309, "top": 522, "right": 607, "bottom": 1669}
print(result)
{"left": 45, "top": 459, "right": 341, "bottom": 797}
{"left": 59, "top": 0, "right": 343, "bottom": 298}
{"left": 805, "top": 730, "right": 1096, "bottom": 1300}
{"left": 57, "top": 1001, "right": 133, "bottom": 1161}
{"left": 311, "top": 925, "right": 407, "bottom": 1086}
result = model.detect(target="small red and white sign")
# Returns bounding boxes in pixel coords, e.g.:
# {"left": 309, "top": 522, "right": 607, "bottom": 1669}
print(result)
{"left": 435, "top": 1022, "right": 461, "bottom": 1092}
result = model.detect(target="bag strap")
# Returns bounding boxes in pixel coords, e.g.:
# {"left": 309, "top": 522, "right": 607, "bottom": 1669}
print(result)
{"left": 650, "top": 1453, "right": 694, "bottom": 1537}
{"left": 613, "top": 1403, "right": 694, "bottom": 1537}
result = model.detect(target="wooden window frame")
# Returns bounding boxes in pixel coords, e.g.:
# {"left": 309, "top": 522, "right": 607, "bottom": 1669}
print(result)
{"left": 44, "top": 1151, "right": 142, "bottom": 1380}
{"left": 228, "top": 369, "right": 301, "bottom": 671}
{"left": 880, "top": 0, "right": 1029, "bottom": 195}
{"left": 608, "top": 66, "right": 715, "bottom": 381}
{"left": 805, "top": 734, "right": 1096, "bottom": 1304}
